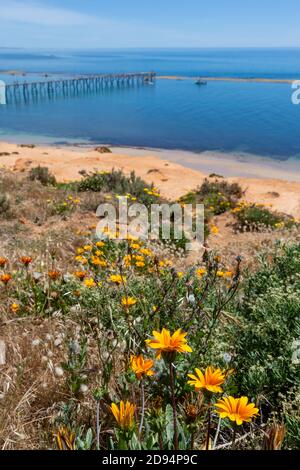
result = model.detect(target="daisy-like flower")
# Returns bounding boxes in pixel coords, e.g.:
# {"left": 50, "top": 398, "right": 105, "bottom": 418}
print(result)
{"left": 0, "top": 257, "right": 7, "bottom": 268}
{"left": 20, "top": 256, "right": 32, "bottom": 267}
{"left": 110, "top": 401, "right": 136, "bottom": 431}
{"left": 130, "top": 355, "right": 155, "bottom": 379}
{"left": 10, "top": 303, "right": 20, "bottom": 313}
{"left": 121, "top": 297, "right": 137, "bottom": 308}
{"left": 83, "top": 245, "right": 92, "bottom": 252}
{"left": 74, "top": 271, "right": 86, "bottom": 281}
{"left": 187, "top": 366, "right": 226, "bottom": 394}
{"left": 48, "top": 270, "right": 60, "bottom": 280}
{"left": 146, "top": 328, "right": 192, "bottom": 359}
{"left": 215, "top": 396, "right": 259, "bottom": 426}
{"left": 109, "top": 274, "right": 126, "bottom": 285}
{"left": 95, "top": 241, "right": 105, "bottom": 248}
{"left": 1, "top": 273, "right": 12, "bottom": 285}
{"left": 196, "top": 267, "right": 206, "bottom": 278}
{"left": 55, "top": 426, "right": 76, "bottom": 450}
{"left": 84, "top": 278, "right": 96, "bottom": 288}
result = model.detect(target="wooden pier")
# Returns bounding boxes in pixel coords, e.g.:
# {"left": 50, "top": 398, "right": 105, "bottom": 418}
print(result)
{"left": 4, "top": 71, "right": 156, "bottom": 105}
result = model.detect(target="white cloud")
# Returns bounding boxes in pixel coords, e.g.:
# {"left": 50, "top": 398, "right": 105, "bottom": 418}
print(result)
{"left": 0, "top": 0, "right": 103, "bottom": 26}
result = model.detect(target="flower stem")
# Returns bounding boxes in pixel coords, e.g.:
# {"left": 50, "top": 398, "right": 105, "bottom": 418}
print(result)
{"left": 169, "top": 361, "right": 179, "bottom": 450}
{"left": 139, "top": 382, "right": 145, "bottom": 437}
{"left": 232, "top": 426, "right": 237, "bottom": 449}
{"left": 206, "top": 402, "right": 211, "bottom": 450}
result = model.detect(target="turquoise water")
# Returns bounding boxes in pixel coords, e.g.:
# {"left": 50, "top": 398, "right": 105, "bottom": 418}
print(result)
{"left": 1, "top": 48, "right": 300, "bottom": 160}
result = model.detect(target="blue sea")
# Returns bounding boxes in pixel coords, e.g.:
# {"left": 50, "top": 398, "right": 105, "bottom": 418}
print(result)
{"left": 1, "top": 48, "right": 300, "bottom": 161}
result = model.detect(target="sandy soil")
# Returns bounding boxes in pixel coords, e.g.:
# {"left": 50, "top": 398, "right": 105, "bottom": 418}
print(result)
{"left": 1, "top": 140, "right": 300, "bottom": 218}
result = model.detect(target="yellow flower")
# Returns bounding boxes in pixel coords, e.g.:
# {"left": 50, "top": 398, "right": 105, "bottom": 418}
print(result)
{"left": 177, "top": 271, "right": 184, "bottom": 278}
{"left": 134, "top": 255, "right": 145, "bottom": 262}
{"left": 55, "top": 426, "right": 76, "bottom": 450}
{"left": 215, "top": 396, "right": 259, "bottom": 426}
{"left": 131, "top": 243, "right": 141, "bottom": 250}
{"left": 109, "top": 274, "right": 126, "bottom": 285}
{"left": 140, "top": 248, "right": 152, "bottom": 257}
{"left": 84, "top": 278, "right": 96, "bottom": 288}
{"left": 136, "top": 261, "right": 145, "bottom": 268}
{"left": 130, "top": 355, "right": 155, "bottom": 379}
{"left": 121, "top": 297, "right": 137, "bottom": 308}
{"left": 10, "top": 303, "right": 20, "bottom": 313}
{"left": 91, "top": 256, "right": 107, "bottom": 267}
{"left": 217, "top": 271, "right": 225, "bottom": 277}
{"left": 83, "top": 245, "right": 92, "bottom": 252}
{"left": 124, "top": 255, "right": 133, "bottom": 267}
{"left": 210, "top": 225, "right": 219, "bottom": 235}
{"left": 152, "top": 305, "right": 158, "bottom": 313}
{"left": 95, "top": 250, "right": 104, "bottom": 257}
{"left": 96, "top": 241, "right": 105, "bottom": 248}
{"left": 110, "top": 401, "right": 136, "bottom": 430}
{"left": 76, "top": 248, "right": 85, "bottom": 255}
{"left": 75, "top": 256, "right": 88, "bottom": 265}
{"left": 146, "top": 328, "right": 193, "bottom": 359}
{"left": 187, "top": 366, "right": 226, "bottom": 393}
{"left": 197, "top": 267, "right": 206, "bottom": 278}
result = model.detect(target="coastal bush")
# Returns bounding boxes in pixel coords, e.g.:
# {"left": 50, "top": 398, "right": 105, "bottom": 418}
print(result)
{"left": 180, "top": 178, "right": 243, "bottom": 216}
{"left": 230, "top": 243, "right": 300, "bottom": 412}
{"left": 77, "top": 169, "right": 160, "bottom": 206}
{"left": 28, "top": 165, "right": 57, "bottom": 186}
{"left": 233, "top": 203, "right": 296, "bottom": 232}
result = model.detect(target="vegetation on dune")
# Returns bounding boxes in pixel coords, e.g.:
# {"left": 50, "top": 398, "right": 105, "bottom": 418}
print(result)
{"left": 232, "top": 202, "right": 297, "bottom": 232}
{"left": 0, "top": 167, "right": 299, "bottom": 450}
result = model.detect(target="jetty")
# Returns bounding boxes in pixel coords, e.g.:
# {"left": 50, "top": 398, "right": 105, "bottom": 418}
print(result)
{"left": 3, "top": 72, "right": 156, "bottom": 105}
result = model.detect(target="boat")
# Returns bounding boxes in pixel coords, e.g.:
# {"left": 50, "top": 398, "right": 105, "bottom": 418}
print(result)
{"left": 195, "top": 78, "right": 207, "bottom": 86}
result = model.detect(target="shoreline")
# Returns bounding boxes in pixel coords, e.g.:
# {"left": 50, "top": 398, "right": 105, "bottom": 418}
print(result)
{"left": 1, "top": 139, "right": 300, "bottom": 217}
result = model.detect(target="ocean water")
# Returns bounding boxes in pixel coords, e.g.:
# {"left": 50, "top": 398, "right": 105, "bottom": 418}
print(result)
{"left": 1, "top": 48, "right": 300, "bottom": 160}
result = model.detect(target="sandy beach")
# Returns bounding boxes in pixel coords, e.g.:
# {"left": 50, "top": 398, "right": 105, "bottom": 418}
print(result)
{"left": 1, "top": 140, "right": 300, "bottom": 218}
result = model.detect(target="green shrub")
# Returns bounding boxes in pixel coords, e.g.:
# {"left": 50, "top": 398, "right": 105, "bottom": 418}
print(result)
{"left": 180, "top": 178, "right": 243, "bottom": 216}
{"left": 28, "top": 166, "right": 56, "bottom": 186}
{"left": 231, "top": 243, "right": 300, "bottom": 410}
{"left": 233, "top": 204, "right": 295, "bottom": 232}
{"left": 77, "top": 169, "right": 160, "bottom": 206}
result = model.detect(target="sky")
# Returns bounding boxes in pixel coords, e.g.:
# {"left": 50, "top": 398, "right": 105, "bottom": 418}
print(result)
{"left": 0, "top": 0, "right": 300, "bottom": 49}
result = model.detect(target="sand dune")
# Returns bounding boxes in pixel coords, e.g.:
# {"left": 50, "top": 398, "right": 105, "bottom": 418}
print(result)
{"left": 1, "top": 140, "right": 300, "bottom": 218}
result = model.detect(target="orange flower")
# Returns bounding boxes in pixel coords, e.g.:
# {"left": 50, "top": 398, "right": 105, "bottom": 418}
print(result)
{"left": 187, "top": 366, "right": 226, "bottom": 393}
{"left": 110, "top": 401, "right": 136, "bottom": 430}
{"left": 0, "top": 257, "right": 7, "bottom": 267}
{"left": 1, "top": 273, "right": 12, "bottom": 285}
{"left": 130, "top": 355, "right": 154, "bottom": 379}
{"left": 20, "top": 256, "right": 32, "bottom": 267}
{"left": 215, "top": 396, "right": 259, "bottom": 426}
{"left": 74, "top": 271, "right": 86, "bottom": 281}
{"left": 146, "top": 328, "right": 192, "bottom": 359}
{"left": 48, "top": 270, "right": 60, "bottom": 280}
{"left": 10, "top": 303, "right": 20, "bottom": 313}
